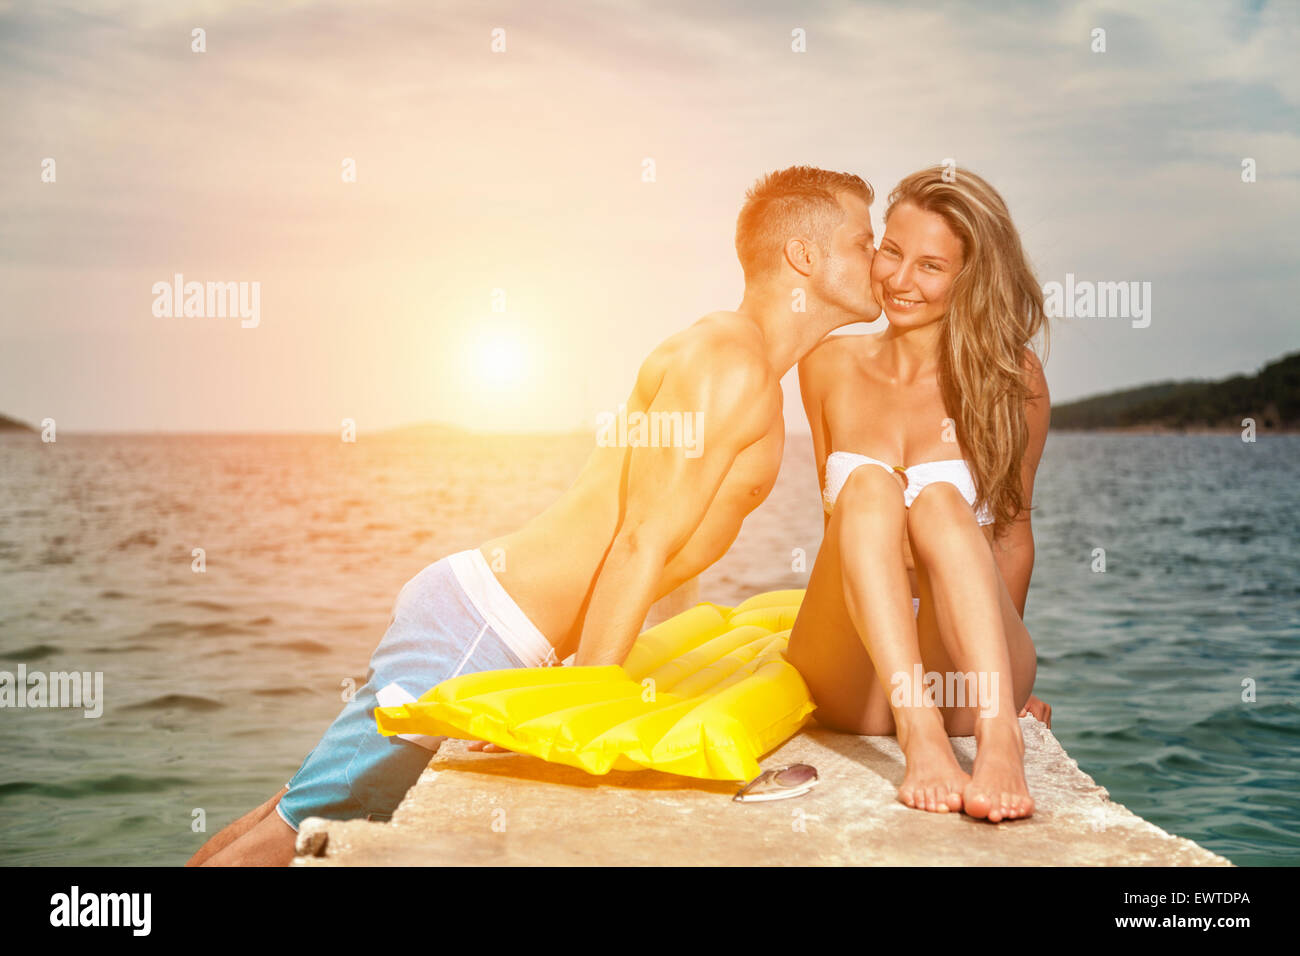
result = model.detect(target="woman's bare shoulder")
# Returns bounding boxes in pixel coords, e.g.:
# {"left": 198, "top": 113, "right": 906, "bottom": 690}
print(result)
{"left": 803, "top": 331, "right": 883, "bottom": 369}
{"left": 799, "top": 335, "right": 857, "bottom": 398}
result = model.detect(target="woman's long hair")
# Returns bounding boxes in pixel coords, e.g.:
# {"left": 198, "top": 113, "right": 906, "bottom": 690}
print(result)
{"left": 885, "top": 166, "right": 1048, "bottom": 537}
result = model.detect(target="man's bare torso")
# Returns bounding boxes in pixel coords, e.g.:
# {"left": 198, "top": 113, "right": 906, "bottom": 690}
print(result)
{"left": 479, "top": 312, "right": 785, "bottom": 656}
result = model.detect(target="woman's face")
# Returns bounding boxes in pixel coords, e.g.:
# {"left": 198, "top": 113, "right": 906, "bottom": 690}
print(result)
{"left": 871, "top": 200, "right": 964, "bottom": 329}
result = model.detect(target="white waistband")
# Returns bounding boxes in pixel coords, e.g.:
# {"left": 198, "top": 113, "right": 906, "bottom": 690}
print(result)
{"left": 446, "top": 548, "right": 557, "bottom": 668}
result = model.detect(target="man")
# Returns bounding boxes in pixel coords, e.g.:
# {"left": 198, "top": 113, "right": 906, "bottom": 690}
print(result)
{"left": 188, "top": 165, "right": 882, "bottom": 866}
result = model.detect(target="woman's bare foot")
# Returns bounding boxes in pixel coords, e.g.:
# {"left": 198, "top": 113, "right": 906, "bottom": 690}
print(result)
{"left": 964, "top": 716, "right": 1034, "bottom": 822}
{"left": 896, "top": 710, "right": 970, "bottom": 813}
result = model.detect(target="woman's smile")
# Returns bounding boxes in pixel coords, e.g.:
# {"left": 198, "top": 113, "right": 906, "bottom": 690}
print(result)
{"left": 885, "top": 292, "right": 924, "bottom": 311}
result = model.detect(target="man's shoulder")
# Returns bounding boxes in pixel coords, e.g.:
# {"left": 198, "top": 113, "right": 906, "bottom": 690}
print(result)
{"left": 685, "top": 309, "right": 763, "bottom": 348}
{"left": 639, "top": 318, "right": 773, "bottom": 437}
{"left": 657, "top": 311, "right": 770, "bottom": 379}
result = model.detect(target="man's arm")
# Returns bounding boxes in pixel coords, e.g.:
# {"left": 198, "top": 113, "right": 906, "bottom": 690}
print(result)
{"left": 574, "top": 353, "right": 775, "bottom": 667}
{"left": 644, "top": 576, "right": 702, "bottom": 629}
{"left": 992, "top": 349, "right": 1050, "bottom": 616}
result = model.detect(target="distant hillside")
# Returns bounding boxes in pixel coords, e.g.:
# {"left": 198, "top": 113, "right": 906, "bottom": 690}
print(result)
{"left": 1052, "top": 351, "right": 1300, "bottom": 430}
{"left": 0, "top": 413, "right": 36, "bottom": 433}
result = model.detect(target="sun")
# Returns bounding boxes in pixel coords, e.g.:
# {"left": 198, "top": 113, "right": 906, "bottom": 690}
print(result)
{"left": 469, "top": 322, "right": 529, "bottom": 389}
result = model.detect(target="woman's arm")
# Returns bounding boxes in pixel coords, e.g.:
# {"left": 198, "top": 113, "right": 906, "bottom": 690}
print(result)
{"left": 992, "top": 349, "right": 1050, "bottom": 616}
{"left": 797, "top": 343, "right": 833, "bottom": 534}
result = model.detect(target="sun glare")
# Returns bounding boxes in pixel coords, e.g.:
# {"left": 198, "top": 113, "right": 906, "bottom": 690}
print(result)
{"left": 444, "top": 316, "right": 583, "bottom": 432}
{"left": 469, "top": 322, "right": 529, "bottom": 389}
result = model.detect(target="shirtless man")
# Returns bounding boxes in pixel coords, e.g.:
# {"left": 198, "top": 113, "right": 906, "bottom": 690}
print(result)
{"left": 186, "top": 165, "right": 883, "bottom": 866}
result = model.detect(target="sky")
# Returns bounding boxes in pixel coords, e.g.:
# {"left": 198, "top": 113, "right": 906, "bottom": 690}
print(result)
{"left": 1, "top": 0, "right": 1296, "bottom": 433}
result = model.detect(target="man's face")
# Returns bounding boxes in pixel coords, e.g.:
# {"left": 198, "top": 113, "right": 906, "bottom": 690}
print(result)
{"left": 811, "top": 191, "right": 881, "bottom": 321}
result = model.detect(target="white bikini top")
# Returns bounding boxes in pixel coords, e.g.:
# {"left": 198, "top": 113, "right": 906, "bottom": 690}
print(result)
{"left": 822, "top": 450, "right": 994, "bottom": 526}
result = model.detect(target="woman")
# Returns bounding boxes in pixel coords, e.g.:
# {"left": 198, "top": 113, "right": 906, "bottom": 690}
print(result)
{"left": 786, "top": 165, "right": 1051, "bottom": 822}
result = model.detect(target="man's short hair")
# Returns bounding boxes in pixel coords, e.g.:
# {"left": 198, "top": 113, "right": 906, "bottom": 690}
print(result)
{"left": 735, "top": 166, "right": 874, "bottom": 281}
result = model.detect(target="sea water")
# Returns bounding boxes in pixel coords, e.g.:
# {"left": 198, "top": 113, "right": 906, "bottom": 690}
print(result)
{"left": 0, "top": 430, "right": 1296, "bottom": 865}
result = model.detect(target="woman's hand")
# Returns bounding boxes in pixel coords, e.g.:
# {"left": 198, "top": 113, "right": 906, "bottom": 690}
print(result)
{"left": 1018, "top": 694, "right": 1051, "bottom": 728}
{"left": 466, "top": 739, "right": 512, "bottom": 753}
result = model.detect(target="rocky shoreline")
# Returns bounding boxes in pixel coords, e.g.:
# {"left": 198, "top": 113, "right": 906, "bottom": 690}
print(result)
{"left": 1052, "top": 424, "right": 1297, "bottom": 435}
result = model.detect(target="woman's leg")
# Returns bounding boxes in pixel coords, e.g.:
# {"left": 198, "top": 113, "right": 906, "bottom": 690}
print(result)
{"left": 912, "top": 557, "right": 1037, "bottom": 737}
{"left": 787, "top": 466, "right": 969, "bottom": 813}
{"left": 906, "top": 482, "right": 1035, "bottom": 821}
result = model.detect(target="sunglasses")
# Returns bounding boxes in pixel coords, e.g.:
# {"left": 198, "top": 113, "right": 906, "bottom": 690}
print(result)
{"left": 733, "top": 763, "right": 819, "bottom": 803}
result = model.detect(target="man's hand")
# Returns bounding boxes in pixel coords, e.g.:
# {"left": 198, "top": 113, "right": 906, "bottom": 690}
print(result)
{"left": 1018, "top": 693, "right": 1052, "bottom": 728}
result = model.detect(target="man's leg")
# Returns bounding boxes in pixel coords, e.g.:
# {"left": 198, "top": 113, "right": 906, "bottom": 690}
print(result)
{"left": 186, "top": 785, "right": 288, "bottom": 867}
{"left": 195, "top": 553, "right": 533, "bottom": 865}
{"left": 198, "top": 799, "right": 298, "bottom": 867}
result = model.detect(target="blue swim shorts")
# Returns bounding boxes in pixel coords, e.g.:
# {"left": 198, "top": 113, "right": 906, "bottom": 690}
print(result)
{"left": 276, "top": 549, "right": 552, "bottom": 830}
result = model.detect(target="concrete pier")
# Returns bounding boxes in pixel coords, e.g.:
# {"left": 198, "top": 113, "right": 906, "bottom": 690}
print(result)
{"left": 294, "top": 718, "right": 1232, "bottom": 867}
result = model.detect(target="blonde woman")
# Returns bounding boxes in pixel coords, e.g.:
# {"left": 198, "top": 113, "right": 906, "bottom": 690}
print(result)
{"left": 787, "top": 166, "right": 1051, "bottom": 821}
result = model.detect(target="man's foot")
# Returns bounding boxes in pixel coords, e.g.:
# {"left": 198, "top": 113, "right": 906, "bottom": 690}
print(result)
{"left": 964, "top": 717, "right": 1034, "bottom": 822}
{"left": 896, "top": 711, "right": 969, "bottom": 813}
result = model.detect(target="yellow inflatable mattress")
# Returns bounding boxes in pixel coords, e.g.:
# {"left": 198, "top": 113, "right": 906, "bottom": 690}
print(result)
{"left": 374, "top": 589, "right": 813, "bottom": 782}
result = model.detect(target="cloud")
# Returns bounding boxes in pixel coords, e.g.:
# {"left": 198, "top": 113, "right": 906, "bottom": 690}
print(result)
{"left": 0, "top": 0, "right": 1295, "bottom": 429}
